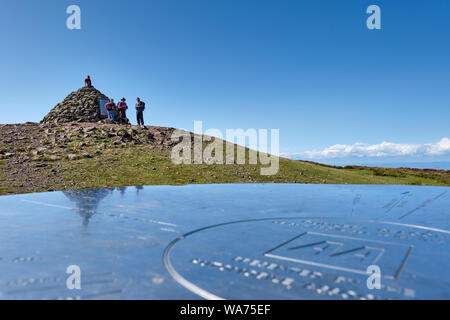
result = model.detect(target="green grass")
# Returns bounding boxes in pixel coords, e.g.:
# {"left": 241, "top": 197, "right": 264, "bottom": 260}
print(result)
{"left": 52, "top": 145, "right": 449, "bottom": 191}
{"left": 0, "top": 161, "right": 4, "bottom": 188}
{"left": 0, "top": 161, "right": 12, "bottom": 195}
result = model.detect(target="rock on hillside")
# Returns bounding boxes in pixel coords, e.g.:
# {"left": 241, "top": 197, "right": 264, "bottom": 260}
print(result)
{"left": 41, "top": 87, "right": 110, "bottom": 124}
{"left": 0, "top": 122, "right": 179, "bottom": 194}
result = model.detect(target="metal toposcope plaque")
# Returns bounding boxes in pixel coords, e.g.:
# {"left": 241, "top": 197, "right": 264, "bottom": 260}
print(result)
{"left": 0, "top": 184, "right": 448, "bottom": 300}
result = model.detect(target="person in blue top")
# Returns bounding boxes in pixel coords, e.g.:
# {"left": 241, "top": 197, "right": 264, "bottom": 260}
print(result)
{"left": 135, "top": 97, "right": 146, "bottom": 127}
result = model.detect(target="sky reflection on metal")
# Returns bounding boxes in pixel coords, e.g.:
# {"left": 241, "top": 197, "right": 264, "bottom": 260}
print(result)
{"left": 0, "top": 184, "right": 448, "bottom": 300}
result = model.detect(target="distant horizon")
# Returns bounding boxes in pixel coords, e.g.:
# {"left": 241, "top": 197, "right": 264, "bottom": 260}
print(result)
{"left": 288, "top": 158, "right": 450, "bottom": 171}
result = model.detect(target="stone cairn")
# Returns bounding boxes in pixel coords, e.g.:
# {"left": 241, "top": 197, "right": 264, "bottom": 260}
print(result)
{"left": 41, "top": 87, "right": 129, "bottom": 124}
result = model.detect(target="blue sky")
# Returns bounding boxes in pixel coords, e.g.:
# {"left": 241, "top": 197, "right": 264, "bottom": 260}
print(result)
{"left": 1, "top": 0, "right": 449, "bottom": 162}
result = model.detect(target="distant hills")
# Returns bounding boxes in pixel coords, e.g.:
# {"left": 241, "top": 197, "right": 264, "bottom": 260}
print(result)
{"left": 289, "top": 158, "right": 450, "bottom": 171}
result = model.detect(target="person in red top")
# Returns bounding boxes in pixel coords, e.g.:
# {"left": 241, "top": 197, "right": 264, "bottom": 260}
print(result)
{"left": 117, "top": 97, "right": 128, "bottom": 124}
{"left": 85, "top": 75, "right": 92, "bottom": 88}
{"left": 105, "top": 99, "right": 116, "bottom": 121}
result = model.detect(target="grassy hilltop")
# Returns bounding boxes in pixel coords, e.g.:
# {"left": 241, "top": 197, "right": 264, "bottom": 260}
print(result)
{"left": 0, "top": 122, "right": 449, "bottom": 196}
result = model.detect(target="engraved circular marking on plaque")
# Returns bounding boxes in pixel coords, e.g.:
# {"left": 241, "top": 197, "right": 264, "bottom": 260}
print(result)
{"left": 163, "top": 217, "right": 449, "bottom": 300}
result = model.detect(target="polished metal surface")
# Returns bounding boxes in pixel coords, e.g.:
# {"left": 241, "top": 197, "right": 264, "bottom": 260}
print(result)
{"left": 0, "top": 184, "right": 448, "bottom": 300}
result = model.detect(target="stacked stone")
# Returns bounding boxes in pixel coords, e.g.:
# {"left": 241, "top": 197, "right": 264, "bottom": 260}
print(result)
{"left": 41, "top": 87, "right": 111, "bottom": 124}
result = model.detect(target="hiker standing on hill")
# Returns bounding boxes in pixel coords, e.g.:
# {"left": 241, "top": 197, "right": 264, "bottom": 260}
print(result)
{"left": 85, "top": 75, "right": 93, "bottom": 88}
{"left": 135, "top": 97, "right": 146, "bottom": 127}
{"left": 117, "top": 97, "right": 128, "bottom": 124}
{"left": 105, "top": 99, "right": 116, "bottom": 121}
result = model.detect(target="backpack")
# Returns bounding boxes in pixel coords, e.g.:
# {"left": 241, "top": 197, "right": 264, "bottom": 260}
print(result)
{"left": 138, "top": 101, "right": 145, "bottom": 111}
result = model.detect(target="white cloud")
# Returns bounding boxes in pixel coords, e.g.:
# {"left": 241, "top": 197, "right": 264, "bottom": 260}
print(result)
{"left": 296, "top": 138, "right": 450, "bottom": 159}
